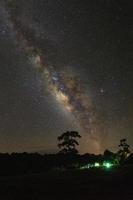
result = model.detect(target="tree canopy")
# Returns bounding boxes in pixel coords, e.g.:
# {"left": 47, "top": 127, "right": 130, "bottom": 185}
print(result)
{"left": 58, "top": 131, "right": 81, "bottom": 154}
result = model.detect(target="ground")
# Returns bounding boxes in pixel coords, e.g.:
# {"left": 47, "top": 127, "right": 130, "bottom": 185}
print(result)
{"left": 0, "top": 165, "right": 133, "bottom": 200}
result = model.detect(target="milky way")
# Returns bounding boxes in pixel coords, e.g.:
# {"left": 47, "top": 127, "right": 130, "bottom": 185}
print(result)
{"left": 1, "top": 0, "right": 105, "bottom": 153}
{"left": 0, "top": 0, "right": 132, "bottom": 154}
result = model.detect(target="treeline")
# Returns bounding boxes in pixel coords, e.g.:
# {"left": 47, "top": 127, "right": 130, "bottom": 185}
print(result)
{"left": 0, "top": 151, "right": 133, "bottom": 175}
{"left": 0, "top": 152, "right": 103, "bottom": 175}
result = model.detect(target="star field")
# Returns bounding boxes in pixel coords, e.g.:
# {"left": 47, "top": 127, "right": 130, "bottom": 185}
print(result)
{"left": 0, "top": 0, "right": 132, "bottom": 154}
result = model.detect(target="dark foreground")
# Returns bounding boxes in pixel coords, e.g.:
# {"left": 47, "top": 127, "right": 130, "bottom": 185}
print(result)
{"left": 0, "top": 165, "right": 133, "bottom": 200}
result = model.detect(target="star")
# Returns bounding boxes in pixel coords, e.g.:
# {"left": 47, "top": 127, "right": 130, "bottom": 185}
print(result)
{"left": 100, "top": 88, "right": 105, "bottom": 94}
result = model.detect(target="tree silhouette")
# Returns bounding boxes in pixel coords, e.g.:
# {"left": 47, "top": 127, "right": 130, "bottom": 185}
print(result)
{"left": 118, "top": 138, "right": 130, "bottom": 162}
{"left": 58, "top": 131, "right": 81, "bottom": 154}
{"left": 104, "top": 149, "right": 119, "bottom": 165}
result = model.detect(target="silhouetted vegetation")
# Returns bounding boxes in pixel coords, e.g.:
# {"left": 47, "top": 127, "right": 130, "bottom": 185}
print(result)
{"left": 58, "top": 131, "right": 81, "bottom": 154}
{"left": 0, "top": 136, "right": 132, "bottom": 199}
{"left": 0, "top": 153, "right": 103, "bottom": 175}
{"left": 117, "top": 138, "right": 130, "bottom": 163}
{"left": 0, "top": 137, "right": 131, "bottom": 176}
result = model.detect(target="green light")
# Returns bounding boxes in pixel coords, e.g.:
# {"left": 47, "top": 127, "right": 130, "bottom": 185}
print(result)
{"left": 80, "top": 164, "right": 90, "bottom": 169}
{"left": 103, "top": 162, "right": 112, "bottom": 168}
{"left": 94, "top": 162, "right": 100, "bottom": 167}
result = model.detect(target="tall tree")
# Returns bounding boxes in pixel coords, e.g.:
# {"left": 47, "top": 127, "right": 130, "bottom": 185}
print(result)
{"left": 58, "top": 131, "right": 81, "bottom": 154}
{"left": 118, "top": 138, "right": 130, "bottom": 162}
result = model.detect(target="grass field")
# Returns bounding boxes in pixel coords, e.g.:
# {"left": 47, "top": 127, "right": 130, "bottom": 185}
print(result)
{"left": 0, "top": 165, "right": 133, "bottom": 200}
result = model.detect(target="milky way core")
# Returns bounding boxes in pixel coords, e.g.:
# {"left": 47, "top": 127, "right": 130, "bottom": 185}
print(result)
{"left": 2, "top": 0, "right": 105, "bottom": 153}
{"left": 1, "top": 0, "right": 132, "bottom": 154}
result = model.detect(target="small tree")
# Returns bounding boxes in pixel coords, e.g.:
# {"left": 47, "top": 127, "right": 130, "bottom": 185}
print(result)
{"left": 58, "top": 131, "right": 81, "bottom": 154}
{"left": 118, "top": 138, "right": 130, "bottom": 162}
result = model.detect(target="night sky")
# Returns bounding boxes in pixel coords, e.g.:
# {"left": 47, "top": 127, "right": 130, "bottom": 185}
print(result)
{"left": 0, "top": 0, "right": 132, "bottom": 154}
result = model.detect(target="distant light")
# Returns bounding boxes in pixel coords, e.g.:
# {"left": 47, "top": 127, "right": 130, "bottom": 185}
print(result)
{"left": 52, "top": 76, "right": 58, "bottom": 81}
{"left": 103, "top": 162, "right": 112, "bottom": 168}
{"left": 80, "top": 164, "right": 90, "bottom": 169}
{"left": 94, "top": 162, "right": 100, "bottom": 167}
{"left": 100, "top": 88, "right": 104, "bottom": 93}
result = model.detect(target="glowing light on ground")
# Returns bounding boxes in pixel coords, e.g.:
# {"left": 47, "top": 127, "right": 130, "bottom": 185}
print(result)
{"left": 94, "top": 162, "right": 100, "bottom": 167}
{"left": 103, "top": 162, "right": 112, "bottom": 169}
